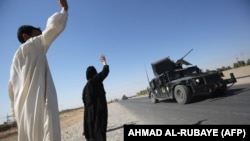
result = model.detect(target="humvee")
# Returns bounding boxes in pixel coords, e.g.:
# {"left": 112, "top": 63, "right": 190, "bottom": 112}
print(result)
{"left": 147, "top": 49, "right": 237, "bottom": 104}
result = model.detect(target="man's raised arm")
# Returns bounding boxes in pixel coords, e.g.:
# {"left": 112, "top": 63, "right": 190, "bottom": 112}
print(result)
{"left": 42, "top": 0, "right": 69, "bottom": 53}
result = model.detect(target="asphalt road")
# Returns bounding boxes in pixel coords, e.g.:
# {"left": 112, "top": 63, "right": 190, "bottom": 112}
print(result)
{"left": 117, "top": 81, "right": 250, "bottom": 125}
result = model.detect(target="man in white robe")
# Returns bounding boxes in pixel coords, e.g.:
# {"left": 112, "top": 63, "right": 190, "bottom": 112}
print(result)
{"left": 8, "top": 0, "right": 68, "bottom": 140}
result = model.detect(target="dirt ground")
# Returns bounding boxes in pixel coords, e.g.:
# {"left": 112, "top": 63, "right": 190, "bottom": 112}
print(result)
{"left": 0, "top": 107, "right": 84, "bottom": 141}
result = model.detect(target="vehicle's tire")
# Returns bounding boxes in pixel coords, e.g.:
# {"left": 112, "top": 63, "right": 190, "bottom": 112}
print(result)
{"left": 150, "top": 93, "right": 158, "bottom": 103}
{"left": 174, "top": 85, "right": 191, "bottom": 104}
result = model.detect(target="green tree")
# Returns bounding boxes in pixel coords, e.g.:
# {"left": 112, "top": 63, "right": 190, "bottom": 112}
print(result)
{"left": 233, "top": 62, "right": 240, "bottom": 68}
{"left": 136, "top": 89, "right": 148, "bottom": 96}
{"left": 247, "top": 59, "right": 250, "bottom": 65}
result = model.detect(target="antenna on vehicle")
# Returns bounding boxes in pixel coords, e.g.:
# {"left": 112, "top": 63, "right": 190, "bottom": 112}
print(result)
{"left": 144, "top": 63, "right": 150, "bottom": 83}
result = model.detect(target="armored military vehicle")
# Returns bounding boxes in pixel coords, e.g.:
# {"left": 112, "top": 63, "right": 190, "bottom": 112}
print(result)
{"left": 147, "top": 49, "right": 237, "bottom": 104}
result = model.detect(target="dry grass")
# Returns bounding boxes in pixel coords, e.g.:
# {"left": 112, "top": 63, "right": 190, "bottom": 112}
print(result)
{"left": 0, "top": 107, "right": 84, "bottom": 141}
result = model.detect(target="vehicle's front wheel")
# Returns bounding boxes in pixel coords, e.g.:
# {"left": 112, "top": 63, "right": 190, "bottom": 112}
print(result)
{"left": 150, "top": 92, "right": 158, "bottom": 103}
{"left": 174, "top": 85, "right": 191, "bottom": 104}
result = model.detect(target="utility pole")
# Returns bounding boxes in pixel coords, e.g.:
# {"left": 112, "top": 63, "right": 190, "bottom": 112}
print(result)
{"left": 6, "top": 113, "right": 12, "bottom": 123}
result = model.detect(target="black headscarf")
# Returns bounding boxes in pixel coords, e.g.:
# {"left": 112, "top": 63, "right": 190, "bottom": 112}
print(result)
{"left": 86, "top": 66, "right": 97, "bottom": 80}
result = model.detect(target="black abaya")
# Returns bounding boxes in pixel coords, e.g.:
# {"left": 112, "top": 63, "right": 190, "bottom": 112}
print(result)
{"left": 82, "top": 65, "right": 109, "bottom": 141}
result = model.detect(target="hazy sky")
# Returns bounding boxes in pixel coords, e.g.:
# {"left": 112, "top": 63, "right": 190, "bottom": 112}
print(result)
{"left": 0, "top": 0, "right": 249, "bottom": 123}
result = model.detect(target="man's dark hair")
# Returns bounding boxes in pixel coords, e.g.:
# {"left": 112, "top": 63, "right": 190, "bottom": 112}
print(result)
{"left": 17, "top": 25, "right": 41, "bottom": 43}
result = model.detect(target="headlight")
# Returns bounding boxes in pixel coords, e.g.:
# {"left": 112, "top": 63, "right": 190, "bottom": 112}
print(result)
{"left": 195, "top": 78, "right": 200, "bottom": 83}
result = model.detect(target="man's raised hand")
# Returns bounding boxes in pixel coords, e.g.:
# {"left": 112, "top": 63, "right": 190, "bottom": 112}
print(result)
{"left": 58, "top": 0, "right": 68, "bottom": 11}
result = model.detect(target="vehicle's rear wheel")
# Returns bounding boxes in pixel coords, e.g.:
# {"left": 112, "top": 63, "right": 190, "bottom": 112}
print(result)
{"left": 174, "top": 85, "right": 191, "bottom": 104}
{"left": 150, "top": 93, "right": 158, "bottom": 103}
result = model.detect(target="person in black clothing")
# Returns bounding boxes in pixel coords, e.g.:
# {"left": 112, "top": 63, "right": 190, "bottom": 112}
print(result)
{"left": 82, "top": 54, "right": 109, "bottom": 141}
